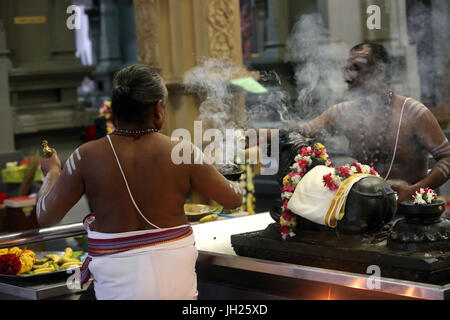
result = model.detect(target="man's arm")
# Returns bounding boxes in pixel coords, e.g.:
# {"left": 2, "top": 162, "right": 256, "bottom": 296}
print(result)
{"left": 245, "top": 103, "right": 340, "bottom": 147}
{"left": 396, "top": 108, "right": 450, "bottom": 202}
{"left": 37, "top": 148, "right": 85, "bottom": 227}
{"left": 173, "top": 139, "right": 243, "bottom": 209}
{"left": 297, "top": 103, "right": 339, "bottom": 139}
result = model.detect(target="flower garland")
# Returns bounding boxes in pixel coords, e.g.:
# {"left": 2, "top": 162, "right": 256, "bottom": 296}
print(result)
{"left": 412, "top": 187, "right": 437, "bottom": 205}
{"left": 0, "top": 247, "right": 36, "bottom": 275}
{"left": 322, "top": 162, "right": 380, "bottom": 191}
{"left": 279, "top": 143, "right": 333, "bottom": 240}
{"left": 0, "top": 254, "right": 22, "bottom": 275}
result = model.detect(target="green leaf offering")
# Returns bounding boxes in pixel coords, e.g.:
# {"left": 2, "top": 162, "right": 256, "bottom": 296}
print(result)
{"left": 71, "top": 251, "right": 83, "bottom": 259}
{"left": 229, "top": 77, "right": 268, "bottom": 94}
{"left": 213, "top": 206, "right": 224, "bottom": 214}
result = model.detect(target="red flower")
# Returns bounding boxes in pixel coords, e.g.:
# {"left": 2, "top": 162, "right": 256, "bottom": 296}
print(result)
{"left": 281, "top": 212, "right": 293, "bottom": 222}
{"left": 336, "top": 166, "right": 351, "bottom": 178}
{"left": 351, "top": 162, "right": 362, "bottom": 173}
{"left": 370, "top": 167, "right": 379, "bottom": 176}
{"left": 297, "top": 160, "right": 308, "bottom": 170}
{"left": 281, "top": 186, "right": 295, "bottom": 193}
{"left": 323, "top": 173, "right": 339, "bottom": 191}
{"left": 299, "top": 147, "right": 311, "bottom": 157}
{"left": 279, "top": 225, "right": 290, "bottom": 235}
{"left": 0, "top": 254, "right": 22, "bottom": 275}
{"left": 282, "top": 200, "right": 290, "bottom": 211}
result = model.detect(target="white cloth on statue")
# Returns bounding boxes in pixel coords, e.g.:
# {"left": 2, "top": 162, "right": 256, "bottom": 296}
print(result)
{"left": 287, "top": 165, "right": 372, "bottom": 227}
{"left": 85, "top": 220, "right": 199, "bottom": 300}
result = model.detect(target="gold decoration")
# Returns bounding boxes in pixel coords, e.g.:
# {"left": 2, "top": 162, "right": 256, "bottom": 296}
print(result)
{"left": 41, "top": 140, "right": 53, "bottom": 158}
{"left": 207, "top": 0, "right": 235, "bottom": 60}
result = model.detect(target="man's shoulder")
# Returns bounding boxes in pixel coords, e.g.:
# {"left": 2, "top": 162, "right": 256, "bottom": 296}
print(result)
{"left": 76, "top": 137, "right": 108, "bottom": 158}
{"left": 400, "top": 96, "right": 431, "bottom": 123}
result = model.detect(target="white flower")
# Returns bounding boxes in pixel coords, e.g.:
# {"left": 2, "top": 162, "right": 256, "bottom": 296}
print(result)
{"left": 331, "top": 174, "right": 342, "bottom": 186}
{"left": 413, "top": 193, "right": 427, "bottom": 205}
{"left": 413, "top": 188, "right": 437, "bottom": 204}
{"left": 281, "top": 192, "right": 293, "bottom": 200}
{"left": 291, "top": 175, "right": 302, "bottom": 185}
{"left": 360, "top": 164, "right": 371, "bottom": 174}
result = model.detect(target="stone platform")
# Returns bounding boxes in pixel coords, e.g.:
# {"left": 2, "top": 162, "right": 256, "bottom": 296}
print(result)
{"left": 231, "top": 223, "right": 450, "bottom": 285}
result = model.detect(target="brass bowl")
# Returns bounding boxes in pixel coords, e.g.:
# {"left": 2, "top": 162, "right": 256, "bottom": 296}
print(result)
{"left": 218, "top": 164, "right": 244, "bottom": 181}
{"left": 184, "top": 204, "right": 218, "bottom": 222}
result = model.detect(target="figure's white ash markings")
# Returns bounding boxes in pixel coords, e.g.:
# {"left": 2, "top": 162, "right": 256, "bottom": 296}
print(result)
{"left": 229, "top": 182, "right": 243, "bottom": 195}
{"left": 39, "top": 148, "right": 82, "bottom": 214}
{"left": 66, "top": 148, "right": 81, "bottom": 175}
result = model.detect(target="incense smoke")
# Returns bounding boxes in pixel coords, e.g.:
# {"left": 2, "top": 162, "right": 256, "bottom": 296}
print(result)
{"left": 286, "top": 13, "right": 348, "bottom": 121}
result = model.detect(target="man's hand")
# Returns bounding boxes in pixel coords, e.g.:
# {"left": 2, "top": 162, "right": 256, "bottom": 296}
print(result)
{"left": 243, "top": 127, "right": 272, "bottom": 149}
{"left": 390, "top": 184, "right": 416, "bottom": 203}
{"left": 40, "top": 148, "right": 61, "bottom": 176}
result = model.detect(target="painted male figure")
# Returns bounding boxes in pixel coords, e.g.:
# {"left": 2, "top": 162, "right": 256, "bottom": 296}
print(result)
{"left": 254, "top": 43, "right": 450, "bottom": 203}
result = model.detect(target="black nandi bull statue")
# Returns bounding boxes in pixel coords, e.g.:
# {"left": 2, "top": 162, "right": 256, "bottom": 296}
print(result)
{"left": 270, "top": 130, "right": 397, "bottom": 235}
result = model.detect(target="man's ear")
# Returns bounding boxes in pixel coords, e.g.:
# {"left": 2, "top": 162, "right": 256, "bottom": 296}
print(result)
{"left": 154, "top": 100, "right": 165, "bottom": 120}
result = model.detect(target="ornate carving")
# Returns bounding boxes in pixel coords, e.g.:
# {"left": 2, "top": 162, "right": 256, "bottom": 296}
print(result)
{"left": 206, "top": 0, "right": 236, "bottom": 61}
{"left": 133, "top": 0, "right": 159, "bottom": 66}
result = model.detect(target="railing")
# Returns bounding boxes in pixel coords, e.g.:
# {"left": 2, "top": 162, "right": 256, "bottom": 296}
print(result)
{"left": 0, "top": 223, "right": 86, "bottom": 248}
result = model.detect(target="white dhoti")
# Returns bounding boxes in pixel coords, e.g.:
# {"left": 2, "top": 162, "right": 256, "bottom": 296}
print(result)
{"left": 80, "top": 136, "right": 199, "bottom": 300}
{"left": 82, "top": 215, "right": 198, "bottom": 300}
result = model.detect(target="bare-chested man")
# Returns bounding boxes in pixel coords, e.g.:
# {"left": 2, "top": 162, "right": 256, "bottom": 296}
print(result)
{"left": 37, "top": 64, "right": 243, "bottom": 299}
{"left": 254, "top": 43, "right": 450, "bottom": 203}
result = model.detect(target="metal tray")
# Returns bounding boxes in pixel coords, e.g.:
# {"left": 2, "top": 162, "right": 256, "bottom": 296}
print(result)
{"left": 0, "top": 251, "right": 86, "bottom": 284}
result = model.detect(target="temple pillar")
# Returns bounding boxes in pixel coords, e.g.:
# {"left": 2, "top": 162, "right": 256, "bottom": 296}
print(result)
{"left": 0, "top": 63, "right": 15, "bottom": 154}
{"left": 0, "top": 20, "right": 14, "bottom": 153}
{"left": 133, "top": 0, "right": 244, "bottom": 136}
{"left": 95, "top": 0, "right": 123, "bottom": 92}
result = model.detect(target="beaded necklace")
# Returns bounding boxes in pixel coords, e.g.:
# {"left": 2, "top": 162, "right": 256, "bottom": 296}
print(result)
{"left": 111, "top": 127, "right": 159, "bottom": 140}
{"left": 358, "top": 90, "right": 394, "bottom": 167}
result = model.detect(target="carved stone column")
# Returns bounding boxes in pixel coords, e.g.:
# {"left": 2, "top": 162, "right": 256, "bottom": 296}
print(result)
{"left": 133, "top": 0, "right": 244, "bottom": 135}
{"left": 133, "top": 0, "right": 160, "bottom": 68}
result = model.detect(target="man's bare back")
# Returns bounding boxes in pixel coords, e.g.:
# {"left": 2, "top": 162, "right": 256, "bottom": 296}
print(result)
{"left": 36, "top": 133, "right": 243, "bottom": 232}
